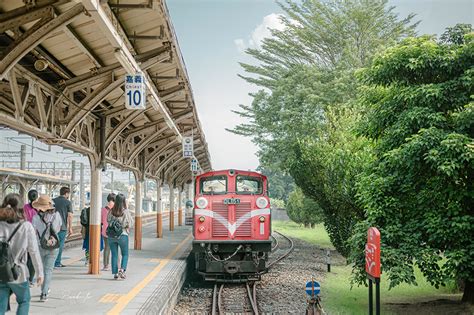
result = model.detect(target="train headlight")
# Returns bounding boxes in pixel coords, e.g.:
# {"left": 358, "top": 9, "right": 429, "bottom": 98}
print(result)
{"left": 259, "top": 216, "right": 265, "bottom": 222}
{"left": 256, "top": 197, "right": 268, "bottom": 209}
{"left": 198, "top": 226, "right": 205, "bottom": 232}
{"left": 196, "top": 197, "right": 208, "bottom": 209}
{"left": 199, "top": 216, "right": 205, "bottom": 222}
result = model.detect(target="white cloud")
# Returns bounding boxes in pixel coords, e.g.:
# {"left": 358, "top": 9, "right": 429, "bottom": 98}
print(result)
{"left": 235, "top": 13, "right": 285, "bottom": 53}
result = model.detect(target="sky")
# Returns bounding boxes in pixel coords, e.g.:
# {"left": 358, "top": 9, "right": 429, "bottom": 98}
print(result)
{"left": 0, "top": 0, "right": 472, "bottom": 176}
{"left": 166, "top": 0, "right": 473, "bottom": 171}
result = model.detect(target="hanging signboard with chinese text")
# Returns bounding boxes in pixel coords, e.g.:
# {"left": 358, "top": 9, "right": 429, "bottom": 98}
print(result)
{"left": 125, "top": 73, "right": 146, "bottom": 109}
{"left": 182, "top": 136, "right": 194, "bottom": 158}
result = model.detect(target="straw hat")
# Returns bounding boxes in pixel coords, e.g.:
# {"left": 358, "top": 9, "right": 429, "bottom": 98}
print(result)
{"left": 32, "top": 195, "right": 55, "bottom": 212}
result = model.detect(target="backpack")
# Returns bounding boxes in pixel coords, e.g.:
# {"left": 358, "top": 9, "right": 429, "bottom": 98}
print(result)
{"left": 106, "top": 215, "right": 123, "bottom": 239}
{"left": 39, "top": 214, "right": 60, "bottom": 250}
{"left": 0, "top": 222, "right": 23, "bottom": 283}
{"left": 80, "top": 207, "right": 90, "bottom": 227}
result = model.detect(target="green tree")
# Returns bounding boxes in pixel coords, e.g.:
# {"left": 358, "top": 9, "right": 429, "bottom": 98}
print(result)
{"left": 350, "top": 28, "right": 474, "bottom": 302}
{"left": 230, "top": 0, "right": 416, "bottom": 257}
{"left": 286, "top": 187, "right": 323, "bottom": 227}
{"left": 258, "top": 165, "right": 295, "bottom": 203}
{"left": 239, "top": 0, "right": 417, "bottom": 89}
{"left": 290, "top": 105, "right": 373, "bottom": 256}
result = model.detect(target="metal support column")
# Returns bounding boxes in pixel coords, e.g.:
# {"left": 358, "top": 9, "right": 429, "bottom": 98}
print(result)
{"left": 70, "top": 160, "right": 76, "bottom": 209}
{"left": 19, "top": 145, "right": 27, "bottom": 202}
{"left": 169, "top": 184, "right": 174, "bottom": 231}
{"left": 178, "top": 189, "right": 183, "bottom": 226}
{"left": 156, "top": 182, "right": 163, "bottom": 238}
{"left": 134, "top": 179, "right": 143, "bottom": 250}
{"left": 89, "top": 168, "right": 102, "bottom": 275}
{"left": 79, "top": 162, "right": 85, "bottom": 210}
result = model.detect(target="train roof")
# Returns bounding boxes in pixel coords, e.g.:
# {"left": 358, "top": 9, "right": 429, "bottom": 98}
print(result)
{"left": 197, "top": 169, "right": 266, "bottom": 179}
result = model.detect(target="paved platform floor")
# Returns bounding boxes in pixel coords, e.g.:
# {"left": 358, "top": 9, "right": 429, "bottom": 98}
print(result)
{"left": 9, "top": 216, "right": 192, "bottom": 315}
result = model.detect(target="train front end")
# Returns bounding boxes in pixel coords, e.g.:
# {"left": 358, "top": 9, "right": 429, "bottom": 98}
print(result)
{"left": 192, "top": 169, "right": 272, "bottom": 282}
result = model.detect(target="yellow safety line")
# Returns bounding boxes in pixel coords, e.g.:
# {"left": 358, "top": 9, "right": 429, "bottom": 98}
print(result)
{"left": 106, "top": 233, "right": 192, "bottom": 315}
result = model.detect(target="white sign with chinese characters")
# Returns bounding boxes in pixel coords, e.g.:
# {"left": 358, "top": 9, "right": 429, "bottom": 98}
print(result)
{"left": 182, "top": 136, "right": 194, "bottom": 158}
{"left": 125, "top": 73, "right": 146, "bottom": 109}
{"left": 191, "top": 157, "right": 199, "bottom": 175}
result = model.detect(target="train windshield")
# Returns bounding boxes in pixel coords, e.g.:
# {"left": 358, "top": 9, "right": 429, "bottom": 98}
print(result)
{"left": 200, "top": 175, "right": 227, "bottom": 195}
{"left": 236, "top": 176, "right": 263, "bottom": 194}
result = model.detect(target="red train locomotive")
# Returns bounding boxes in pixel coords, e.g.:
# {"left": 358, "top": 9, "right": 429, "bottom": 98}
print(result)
{"left": 192, "top": 169, "right": 272, "bottom": 282}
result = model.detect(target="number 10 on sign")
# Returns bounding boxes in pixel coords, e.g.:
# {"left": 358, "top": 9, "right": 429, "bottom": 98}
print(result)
{"left": 125, "top": 73, "right": 146, "bottom": 109}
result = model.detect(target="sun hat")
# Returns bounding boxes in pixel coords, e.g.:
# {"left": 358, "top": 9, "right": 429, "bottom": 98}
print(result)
{"left": 32, "top": 195, "right": 55, "bottom": 212}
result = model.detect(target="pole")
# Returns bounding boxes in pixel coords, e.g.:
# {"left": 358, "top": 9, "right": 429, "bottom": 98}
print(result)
{"left": 368, "top": 278, "right": 373, "bottom": 315}
{"left": 169, "top": 184, "right": 174, "bottom": 231}
{"left": 89, "top": 168, "right": 102, "bottom": 274}
{"left": 70, "top": 160, "right": 76, "bottom": 210}
{"left": 156, "top": 182, "right": 163, "bottom": 238}
{"left": 79, "top": 162, "right": 85, "bottom": 210}
{"left": 19, "top": 145, "right": 27, "bottom": 202}
{"left": 134, "top": 178, "right": 143, "bottom": 250}
{"left": 178, "top": 189, "right": 182, "bottom": 226}
{"left": 375, "top": 278, "right": 380, "bottom": 315}
{"left": 110, "top": 171, "right": 114, "bottom": 192}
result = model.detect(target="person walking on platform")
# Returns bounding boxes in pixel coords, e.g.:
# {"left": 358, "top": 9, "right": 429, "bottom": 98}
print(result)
{"left": 80, "top": 205, "right": 104, "bottom": 266}
{"left": 0, "top": 193, "right": 44, "bottom": 315}
{"left": 107, "top": 193, "right": 133, "bottom": 280}
{"left": 53, "top": 187, "right": 73, "bottom": 268}
{"left": 32, "top": 195, "right": 62, "bottom": 302}
{"left": 101, "top": 193, "right": 115, "bottom": 271}
{"left": 23, "top": 189, "right": 39, "bottom": 286}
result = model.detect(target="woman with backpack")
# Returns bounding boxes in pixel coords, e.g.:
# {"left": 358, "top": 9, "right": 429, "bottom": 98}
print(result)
{"left": 23, "top": 189, "right": 39, "bottom": 286}
{"left": 31, "top": 195, "right": 62, "bottom": 302}
{"left": 107, "top": 193, "right": 133, "bottom": 280}
{"left": 0, "top": 193, "right": 43, "bottom": 315}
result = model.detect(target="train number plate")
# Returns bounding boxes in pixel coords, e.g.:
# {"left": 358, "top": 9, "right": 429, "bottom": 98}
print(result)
{"left": 223, "top": 198, "right": 241, "bottom": 205}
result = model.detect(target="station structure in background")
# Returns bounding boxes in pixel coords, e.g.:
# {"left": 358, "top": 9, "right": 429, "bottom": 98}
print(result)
{"left": 0, "top": 0, "right": 211, "bottom": 274}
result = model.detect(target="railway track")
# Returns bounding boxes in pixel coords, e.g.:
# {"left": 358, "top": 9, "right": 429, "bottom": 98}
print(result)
{"left": 210, "top": 231, "right": 294, "bottom": 314}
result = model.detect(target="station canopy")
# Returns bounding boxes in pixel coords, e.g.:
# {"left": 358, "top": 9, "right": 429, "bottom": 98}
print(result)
{"left": 0, "top": 0, "right": 211, "bottom": 187}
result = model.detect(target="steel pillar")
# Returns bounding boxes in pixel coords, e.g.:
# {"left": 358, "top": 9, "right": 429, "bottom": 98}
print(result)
{"left": 169, "top": 184, "right": 174, "bottom": 231}
{"left": 156, "top": 182, "right": 163, "bottom": 238}
{"left": 88, "top": 168, "right": 101, "bottom": 275}
{"left": 19, "top": 145, "right": 27, "bottom": 202}
{"left": 70, "top": 160, "right": 76, "bottom": 209}
{"left": 178, "top": 189, "right": 182, "bottom": 226}
{"left": 79, "top": 162, "right": 85, "bottom": 210}
{"left": 134, "top": 179, "right": 143, "bottom": 250}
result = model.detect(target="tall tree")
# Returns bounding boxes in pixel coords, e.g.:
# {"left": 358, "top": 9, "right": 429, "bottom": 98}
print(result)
{"left": 350, "top": 27, "right": 474, "bottom": 302}
{"left": 230, "top": 0, "right": 416, "bottom": 256}
{"left": 239, "top": 0, "right": 417, "bottom": 89}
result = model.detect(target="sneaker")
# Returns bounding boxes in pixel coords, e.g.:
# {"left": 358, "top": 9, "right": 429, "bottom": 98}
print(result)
{"left": 119, "top": 270, "right": 126, "bottom": 280}
{"left": 102, "top": 265, "right": 110, "bottom": 271}
{"left": 85, "top": 261, "right": 89, "bottom": 266}
{"left": 114, "top": 274, "right": 119, "bottom": 280}
{"left": 54, "top": 263, "right": 66, "bottom": 268}
{"left": 40, "top": 294, "right": 48, "bottom": 302}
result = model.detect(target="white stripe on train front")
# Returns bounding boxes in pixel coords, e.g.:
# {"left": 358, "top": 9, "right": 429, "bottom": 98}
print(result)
{"left": 195, "top": 208, "right": 270, "bottom": 236}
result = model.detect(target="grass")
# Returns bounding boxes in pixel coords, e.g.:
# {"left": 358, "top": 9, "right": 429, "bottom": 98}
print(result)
{"left": 272, "top": 220, "right": 334, "bottom": 249}
{"left": 272, "top": 220, "right": 463, "bottom": 315}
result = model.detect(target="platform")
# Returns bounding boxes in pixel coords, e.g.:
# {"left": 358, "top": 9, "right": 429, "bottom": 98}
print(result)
{"left": 9, "top": 216, "right": 192, "bottom": 315}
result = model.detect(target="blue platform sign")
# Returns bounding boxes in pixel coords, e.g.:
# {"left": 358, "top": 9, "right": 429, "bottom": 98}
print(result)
{"left": 305, "top": 281, "right": 321, "bottom": 296}
{"left": 125, "top": 73, "right": 146, "bottom": 110}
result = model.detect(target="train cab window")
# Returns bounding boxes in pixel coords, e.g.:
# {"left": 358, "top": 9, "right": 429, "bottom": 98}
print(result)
{"left": 200, "top": 176, "right": 227, "bottom": 195}
{"left": 236, "top": 176, "right": 262, "bottom": 194}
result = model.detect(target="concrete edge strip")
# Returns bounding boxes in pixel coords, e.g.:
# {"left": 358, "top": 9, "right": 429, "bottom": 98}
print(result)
{"left": 106, "top": 233, "right": 192, "bottom": 315}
